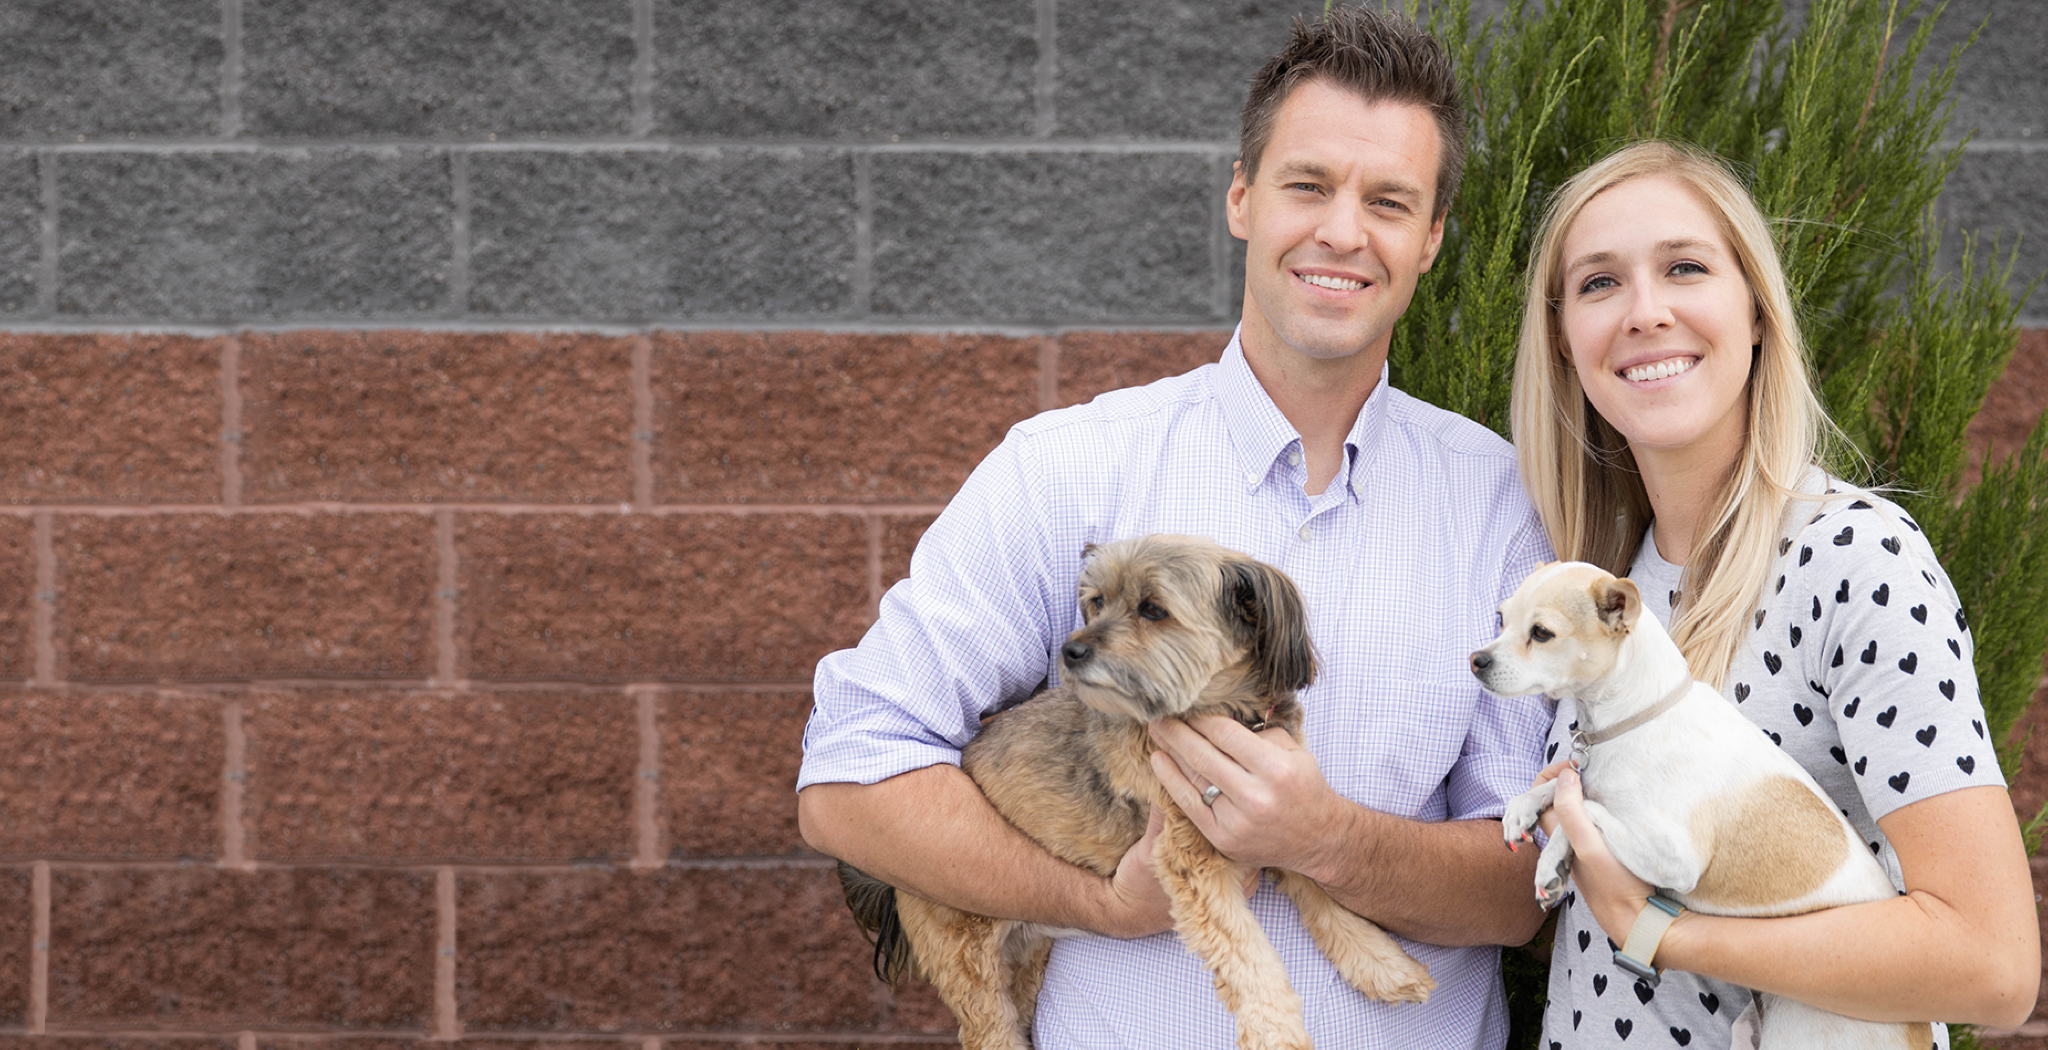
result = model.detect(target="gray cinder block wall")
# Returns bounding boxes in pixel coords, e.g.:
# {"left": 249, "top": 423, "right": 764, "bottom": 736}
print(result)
{"left": 0, "top": 1, "right": 2042, "bottom": 1046}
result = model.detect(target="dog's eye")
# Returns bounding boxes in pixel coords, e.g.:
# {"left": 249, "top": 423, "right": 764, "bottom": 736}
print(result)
{"left": 1138, "top": 600, "right": 1169, "bottom": 621}
{"left": 1529, "top": 624, "right": 1554, "bottom": 643}
{"left": 1086, "top": 595, "right": 1104, "bottom": 613}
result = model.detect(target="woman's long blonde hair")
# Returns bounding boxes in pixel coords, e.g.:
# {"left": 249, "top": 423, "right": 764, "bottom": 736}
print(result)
{"left": 1510, "top": 141, "right": 1841, "bottom": 686}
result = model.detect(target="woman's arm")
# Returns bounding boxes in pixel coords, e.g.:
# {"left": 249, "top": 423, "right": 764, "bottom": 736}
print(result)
{"left": 1552, "top": 769, "right": 2039, "bottom": 1027}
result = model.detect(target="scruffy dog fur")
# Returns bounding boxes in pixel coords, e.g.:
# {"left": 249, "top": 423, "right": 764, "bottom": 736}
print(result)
{"left": 1472, "top": 562, "right": 1930, "bottom": 1050}
{"left": 838, "top": 535, "right": 1434, "bottom": 1050}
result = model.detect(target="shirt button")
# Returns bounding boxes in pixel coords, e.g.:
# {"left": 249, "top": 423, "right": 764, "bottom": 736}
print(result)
{"left": 1287, "top": 449, "right": 1302, "bottom": 466}
{"left": 1298, "top": 523, "right": 1312, "bottom": 541}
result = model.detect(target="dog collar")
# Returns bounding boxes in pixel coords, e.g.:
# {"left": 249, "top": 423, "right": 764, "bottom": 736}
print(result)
{"left": 1569, "top": 678, "right": 1692, "bottom": 770}
{"left": 1239, "top": 702, "right": 1278, "bottom": 733}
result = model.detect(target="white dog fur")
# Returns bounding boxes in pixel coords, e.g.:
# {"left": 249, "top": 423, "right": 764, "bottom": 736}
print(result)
{"left": 1472, "top": 561, "right": 1931, "bottom": 1050}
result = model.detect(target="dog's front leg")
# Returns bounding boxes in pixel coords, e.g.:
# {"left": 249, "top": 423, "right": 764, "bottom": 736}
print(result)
{"left": 1502, "top": 780, "right": 1558, "bottom": 850}
{"left": 1155, "top": 804, "right": 1312, "bottom": 1050}
{"left": 1533, "top": 825, "right": 1575, "bottom": 908}
{"left": 1273, "top": 869, "right": 1434, "bottom": 1004}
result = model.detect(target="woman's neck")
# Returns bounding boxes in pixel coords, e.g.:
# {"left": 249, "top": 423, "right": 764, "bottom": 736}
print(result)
{"left": 1634, "top": 437, "right": 1742, "bottom": 567}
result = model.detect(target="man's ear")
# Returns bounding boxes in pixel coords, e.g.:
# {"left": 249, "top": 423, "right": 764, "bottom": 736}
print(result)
{"left": 1417, "top": 209, "right": 1446, "bottom": 275}
{"left": 1593, "top": 577, "right": 1641, "bottom": 634}
{"left": 1227, "top": 161, "right": 1251, "bottom": 240}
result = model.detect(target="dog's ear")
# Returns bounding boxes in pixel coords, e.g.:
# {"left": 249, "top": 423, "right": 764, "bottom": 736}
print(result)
{"left": 1219, "top": 555, "right": 1316, "bottom": 695}
{"left": 1592, "top": 576, "right": 1641, "bottom": 633}
{"left": 1081, "top": 542, "right": 1101, "bottom": 563}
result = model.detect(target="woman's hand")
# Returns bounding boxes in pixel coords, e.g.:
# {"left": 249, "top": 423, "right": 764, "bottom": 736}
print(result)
{"left": 1550, "top": 764, "right": 1664, "bottom": 948}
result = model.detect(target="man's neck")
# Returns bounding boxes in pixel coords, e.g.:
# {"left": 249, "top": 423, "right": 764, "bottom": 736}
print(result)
{"left": 1239, "top": 330, "right": 1387, "bottom": 496}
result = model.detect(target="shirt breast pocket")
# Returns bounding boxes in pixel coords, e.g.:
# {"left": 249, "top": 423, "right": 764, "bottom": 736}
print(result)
{"left": 1308, "top": 676, "right": 1480, "bottom": 821}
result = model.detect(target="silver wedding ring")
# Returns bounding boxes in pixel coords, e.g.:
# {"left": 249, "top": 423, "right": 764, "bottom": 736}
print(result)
{"left": 1201, "top": 784, "right": 1222, "bottom": 806}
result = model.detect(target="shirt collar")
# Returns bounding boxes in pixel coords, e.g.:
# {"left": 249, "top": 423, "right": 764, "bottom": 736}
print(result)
{"left": 1213, "top": 328, "right": 1391, "bottom": 500}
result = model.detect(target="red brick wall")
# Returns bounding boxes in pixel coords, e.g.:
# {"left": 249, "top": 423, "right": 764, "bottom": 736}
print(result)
{"left": 0, "top": 328, "right": 1225, "bottom": 1046}
{"left": 3, "top": 327, "right": 2043, "bottom": 1046}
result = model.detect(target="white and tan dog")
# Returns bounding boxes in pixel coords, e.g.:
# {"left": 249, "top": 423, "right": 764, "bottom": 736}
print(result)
{"left": 1470, "top": 561, "right": 1929, "bottom": 1050}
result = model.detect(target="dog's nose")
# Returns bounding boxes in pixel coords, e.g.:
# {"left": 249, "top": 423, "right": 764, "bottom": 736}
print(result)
{"left": 1061, "top": 640, "right": 1093, "bottom": 666}
{"left": 1470, "top": 650, "right": 1492, "bottom": 672}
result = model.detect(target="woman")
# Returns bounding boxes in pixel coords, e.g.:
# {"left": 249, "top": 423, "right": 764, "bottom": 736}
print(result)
{"left": 1510, "top": 140, "right": 2038, "bottom": 1047}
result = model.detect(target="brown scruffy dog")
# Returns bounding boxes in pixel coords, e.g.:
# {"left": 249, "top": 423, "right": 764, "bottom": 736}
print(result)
{"left": 837, "top": 534, "right": 1434, "bottom": 1050}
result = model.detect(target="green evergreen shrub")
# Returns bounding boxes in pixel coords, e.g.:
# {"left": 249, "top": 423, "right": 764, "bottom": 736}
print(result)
{"left": 1381, "top": 1, "right": 2043, "bottom": 1044}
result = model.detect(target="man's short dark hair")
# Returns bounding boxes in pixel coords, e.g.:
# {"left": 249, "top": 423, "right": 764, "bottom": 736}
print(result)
{"left": 1239, "top": 6, "right": 1467, "bottom": 219}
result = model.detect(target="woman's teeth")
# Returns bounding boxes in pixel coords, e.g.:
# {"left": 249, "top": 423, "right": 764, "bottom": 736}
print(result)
{"left": 1622, "top": 357, "right": 1697, "bottom": 383}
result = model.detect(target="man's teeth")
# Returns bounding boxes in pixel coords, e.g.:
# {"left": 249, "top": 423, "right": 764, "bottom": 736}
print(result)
{"left": 1299, "top": 273, "right": 1365, "bottom": 291}
{"left": 1623, "top": 357, "right": 1698, "bottom": 383}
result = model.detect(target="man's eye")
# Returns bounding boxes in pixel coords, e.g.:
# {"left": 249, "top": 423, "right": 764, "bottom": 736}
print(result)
{"left": 1139, "top": 601, "right": 1169, "bottom": 621}
{"left": 1530, "top": 624, "right": 1554, "bottom": 643}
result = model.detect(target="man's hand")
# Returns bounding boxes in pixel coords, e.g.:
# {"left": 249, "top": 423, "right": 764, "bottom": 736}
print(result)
{"left": 1147, "top": 714, "right": 1356, "bottom": 883}
{"left": 1093, "top": 804, "right": 1179, "bottom": 939}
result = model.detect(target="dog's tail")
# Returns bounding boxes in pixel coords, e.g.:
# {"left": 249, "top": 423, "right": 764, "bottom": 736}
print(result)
{"left": 836, "top": 861, "right": 913, "bottom": 987}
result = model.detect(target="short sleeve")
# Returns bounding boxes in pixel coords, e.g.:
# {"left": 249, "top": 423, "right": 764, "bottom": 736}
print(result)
{"left": 798, "top": 431, "right": 1071, "bottom": 789}
{"left": 1445, "top": 510, "right": 1558, "bottom": 821}
{"left": 1795, "top": 501, "right": 2003, "bottom": 822}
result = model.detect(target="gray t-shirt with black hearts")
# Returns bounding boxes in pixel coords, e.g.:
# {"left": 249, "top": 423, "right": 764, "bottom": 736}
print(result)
{"left": 1537, "top": 480, "right": 2001, "bottom": 1050}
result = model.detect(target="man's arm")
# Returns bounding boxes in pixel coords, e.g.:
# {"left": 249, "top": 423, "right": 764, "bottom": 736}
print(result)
{"left": 798, "top": 763, "right": 1177, "bottom": 939}
{"left": 1149, "top": 715, "right": 1546, "bottom": 947}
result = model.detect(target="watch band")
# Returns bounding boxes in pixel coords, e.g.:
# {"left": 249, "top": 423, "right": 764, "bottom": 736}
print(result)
{"left": 1613, "top": 894, "right": 1684, "bottom": 985}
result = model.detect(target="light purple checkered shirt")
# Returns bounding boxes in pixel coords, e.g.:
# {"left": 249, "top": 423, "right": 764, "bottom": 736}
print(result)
{"left": 801, "top": 330, "right": 1553, "bottom": 1049}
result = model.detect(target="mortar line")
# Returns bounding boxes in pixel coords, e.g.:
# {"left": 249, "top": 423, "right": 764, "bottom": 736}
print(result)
{"left": 0, "top": 501, "right": 951, "bottom": 517}
{"left": 15, "top": 677, "right": 817, "bottom": 695}
{"left": 32, "top": 512, "right": 55, "bottom": 686}
{"left": 16, "top": 855, "right": 835, "bottom": 873}
{"left": 0, "top": 319, "right": 1244, "bottom": 337}
{"left": 448, "top": 151, "right": 471, "bottom": 317}
{"left": 865, "top": 513, "right": 886, "bottom": 615}
{"left": 852, "top": 152, "right": 874, "bottom": 317}
{"left": 434, "top": 867, "right": 461, "bottom": 1040}
{"left": 36, "top": 152, "right": 56, "bottom": 317}
{"left": 219, "top": 0, "right": 243, "bottom": 138}
{"left": 221, "top": 698, "right": 250, "bottom": 868}
{"left": 23, "top": 1028, "right": 944, "bottom": 1044}
{"left": 631, "top": 0, "right": 655, "bottom": 138}
{"left": 434, "top": 510, "right": 459, "bottom": 686}
{"left": 1034, "top": 0, "right": 1057, "bottom": 137}
{"left": 29, "top": 861, "right": 48, "bottom": 1034}
{"left": 631, "top": 334, "right": 655, "bottom": 509}
{"left": 632, "top": 688, "right": 662, "bottom": 868}
{"left": 8, "top": 137, "right": 1235, "bottom": 153}
{"left": 221, "top": 333, "right": 243, "bottom": 508}
{"left": 1038, "top": 335, "right": 1060, "bottom": 411}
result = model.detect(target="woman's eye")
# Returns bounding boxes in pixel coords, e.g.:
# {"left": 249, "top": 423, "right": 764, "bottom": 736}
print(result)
{"left": 1139, "top": 601, "right": 1169, "bottom": 621}
{"left": 1670, "top": 260, "right": 1707, "bottom": 276}
{"left": 1530, "top": 624, "right": 1554, "bottom": 643}
{"left": 1577, "top": 274, "right": 1617, "bottom": 295}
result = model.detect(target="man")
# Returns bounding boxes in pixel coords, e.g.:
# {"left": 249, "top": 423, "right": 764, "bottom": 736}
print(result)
{"left": 798, "top": 7, "right": 1551, "bottom": 1046}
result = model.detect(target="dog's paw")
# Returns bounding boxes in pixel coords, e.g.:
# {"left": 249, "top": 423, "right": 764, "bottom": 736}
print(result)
{"left": 1501, "top": 794, "right": 1546, "bottom": 851}
{"left": 1373, "top": 956, "right": 1436, "bottom": 1005}
{"left": 1533, "top": 853, "right": 1573, "bottom": 909}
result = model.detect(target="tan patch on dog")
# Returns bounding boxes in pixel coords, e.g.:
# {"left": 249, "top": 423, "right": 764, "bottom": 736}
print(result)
{"left": 1687, "top": 775, "right": 1847, "bottom": 912}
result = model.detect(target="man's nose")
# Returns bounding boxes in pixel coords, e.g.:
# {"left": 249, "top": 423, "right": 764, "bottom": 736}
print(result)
{"left": 1315, "top": 196, "right": 1367, "bottom": 254}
